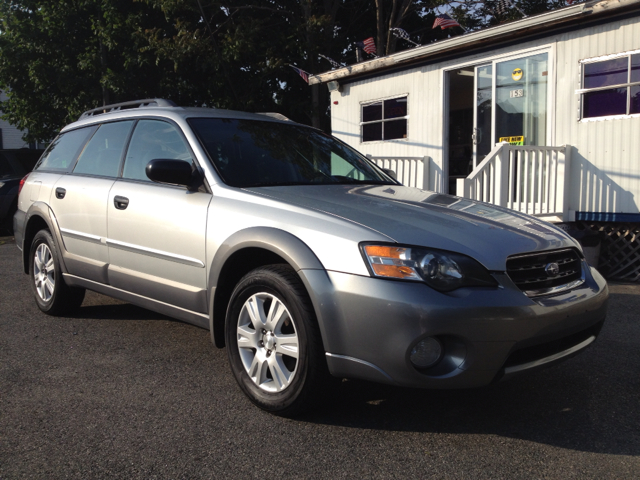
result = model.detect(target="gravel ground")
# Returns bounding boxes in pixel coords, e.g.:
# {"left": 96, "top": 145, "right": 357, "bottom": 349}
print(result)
{"left": 1, "top": 237, "right": 639, "bottom": 479}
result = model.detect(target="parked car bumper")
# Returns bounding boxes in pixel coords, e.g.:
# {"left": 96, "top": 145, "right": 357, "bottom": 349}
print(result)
{"left": 13, "top": 208, "right": 26, "bottom": 248}
{"left": 302, "top": 261, "right": 608, "bottom": 389}
{"left": 0, "top": 193, "right": 14, "bottom": 221}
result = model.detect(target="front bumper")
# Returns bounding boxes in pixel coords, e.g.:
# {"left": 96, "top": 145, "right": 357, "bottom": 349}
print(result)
{"left": 300, "top": 262, "right": 608, "bottom": 389}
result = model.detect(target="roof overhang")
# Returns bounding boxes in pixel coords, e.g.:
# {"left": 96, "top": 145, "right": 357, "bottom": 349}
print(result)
{"left": 309, "top": 0, "right": 640, "bottom": 85}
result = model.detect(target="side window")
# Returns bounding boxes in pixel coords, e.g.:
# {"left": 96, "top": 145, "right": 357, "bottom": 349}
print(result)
{"left": 34, "top": 127, "right": 95, "bottom": 173}
{"left": 122, "top": 120, "right": 192, "bottom": 181}
{"left": 361, "top": 96, "right": 408, "bottom": 142}
{"left": 73, "top": 121, "right": 134, "bottom": 177}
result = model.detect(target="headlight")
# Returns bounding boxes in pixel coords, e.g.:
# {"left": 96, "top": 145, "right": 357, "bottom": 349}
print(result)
{"left": 361, "top": 243, "right": 497, "bottom": 292}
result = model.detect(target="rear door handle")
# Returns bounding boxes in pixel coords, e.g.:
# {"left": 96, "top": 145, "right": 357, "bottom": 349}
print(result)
{"left": 55, "top": 187, "right": 66, "bottom": 199}
{"left": 114, "top": 195, "right": 129, "bottom": 210}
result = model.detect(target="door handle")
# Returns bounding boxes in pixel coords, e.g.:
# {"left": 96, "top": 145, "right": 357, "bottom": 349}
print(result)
{"left": 113, "top": 195, "right": 129, "bottom": 210}
{"left": 55, "top": 187, "right": 66, "bottom": 199}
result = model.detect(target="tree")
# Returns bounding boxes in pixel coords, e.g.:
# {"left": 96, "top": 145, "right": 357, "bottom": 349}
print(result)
{"left": 0, "top": 0, "right": 571, "bottom": 142}
{"left": 0, "top": 1, "right": 189, "bottom": 142}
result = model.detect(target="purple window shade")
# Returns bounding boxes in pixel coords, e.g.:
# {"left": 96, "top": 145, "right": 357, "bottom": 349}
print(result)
{"left": 631, "top": 86, "right": 640, "bottom": 115}
{"left": 584, "top": 58, "right": 628, "bottom": 88}
{"left": 632, "top": 54, "right": 640, "bottom": 83}
{"left": 583, "top": 88, "right": 627, "bottom": 118}
{"left": 362, "top": 103, "right": 382, "bottom": 123}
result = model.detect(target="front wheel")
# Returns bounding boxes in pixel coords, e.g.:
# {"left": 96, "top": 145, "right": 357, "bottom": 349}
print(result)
{"left": 29, "top": 229, "right": 85, "bottom": 315}
{"left": 225, "top": 265, "right": 328, "bottom": 416}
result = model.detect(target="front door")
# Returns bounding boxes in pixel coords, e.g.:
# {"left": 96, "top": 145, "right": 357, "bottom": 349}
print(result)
{"left": 473, "top": 64, "right": 493, "bottom": 167}
{"left": 106, "top": 119, "right": 212, "bottom": 314}
{"left": 447, "top": 51, "right": 549, "bottom": 195}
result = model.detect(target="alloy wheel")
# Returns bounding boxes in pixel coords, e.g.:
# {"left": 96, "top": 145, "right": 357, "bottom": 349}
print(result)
{"left": 236, "top": 292, "right": 299, "bottom": 392}
{"left": 34, "top": 243, "right": 55, "bottom": 302}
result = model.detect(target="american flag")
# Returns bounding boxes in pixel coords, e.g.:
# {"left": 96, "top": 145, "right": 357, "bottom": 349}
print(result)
{"left": 360, "top": 37, "right": 377, "bottom": 55}
{"left": 432, "top": 14, "right": 461, "bottom": 29}
{"left": 289, "top": 65, "right": 309, "bottom": 84}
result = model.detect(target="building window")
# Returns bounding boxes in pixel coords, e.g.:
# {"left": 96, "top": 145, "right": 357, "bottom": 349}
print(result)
{"left": 361, "top": 96, "right": 408, "bottom": 142}
{"left": 580, "top": 52, "right": 640, "bottom": 119}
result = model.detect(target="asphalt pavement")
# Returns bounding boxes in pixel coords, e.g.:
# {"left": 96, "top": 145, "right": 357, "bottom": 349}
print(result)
{"left": 1, "top": 236, "right": 639, "bottom": 479}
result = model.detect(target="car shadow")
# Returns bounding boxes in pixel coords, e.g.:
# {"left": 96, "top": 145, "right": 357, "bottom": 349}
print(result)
{"left": 301, "top": 364, "right": 638, "bottom": 456}
{"left": 69, "top": 291, "right": 176, "bottom": 322}
{"left": 66, "top": 288, "right": 639, "bottom": 457}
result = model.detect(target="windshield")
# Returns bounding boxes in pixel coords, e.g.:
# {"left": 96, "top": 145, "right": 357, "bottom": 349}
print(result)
{"left": 188, "top": 118, "right": 395, "bottom": 188}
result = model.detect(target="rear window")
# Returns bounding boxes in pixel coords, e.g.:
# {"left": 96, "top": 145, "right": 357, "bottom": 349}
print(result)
{"left": 34, "top": 127, "right": 96, "bottom": 173}
{"left": 73, "top": 121, "right": 134, "bottom": 177}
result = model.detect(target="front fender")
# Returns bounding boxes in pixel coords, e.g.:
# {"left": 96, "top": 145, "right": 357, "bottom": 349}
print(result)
{"left": 207, "top": 227, "right": 325, "bottom": 347}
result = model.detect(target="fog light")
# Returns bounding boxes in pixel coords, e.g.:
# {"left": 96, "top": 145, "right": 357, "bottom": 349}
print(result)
{"left": 410, "top": 337, "right": 443, "bottom": 368}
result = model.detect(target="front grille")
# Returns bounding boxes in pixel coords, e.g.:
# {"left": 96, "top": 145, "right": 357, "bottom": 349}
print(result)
{"left": 506, "top": 248, "right": 583, "bottom": 296}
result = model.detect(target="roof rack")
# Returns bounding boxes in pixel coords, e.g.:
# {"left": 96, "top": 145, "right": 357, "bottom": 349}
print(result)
{"left": 78, "top": 98, "right": 177, "bottom": 120}
{"left": 256, "top": 112, "right": 293, "bottom": 122}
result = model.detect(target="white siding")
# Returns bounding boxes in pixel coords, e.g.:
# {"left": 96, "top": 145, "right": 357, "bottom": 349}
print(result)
{"left": 555, "top": 17, "right": 640, "bottom": 216}
{"left": 0, "top": 91, "right": 30, "bottom": 149}
{"left": 331, "top": 15, "right": 640, "bottom": 215}
{"left": 331, "top": 66, "right": 444, "bottom": 191}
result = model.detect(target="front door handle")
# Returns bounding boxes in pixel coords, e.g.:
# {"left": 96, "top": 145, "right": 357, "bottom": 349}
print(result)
{"left": 55, "top": 187, "right": 66, "bottom": 199}
{"left": 113, "top": 195, "right": 129, "bottom": 210}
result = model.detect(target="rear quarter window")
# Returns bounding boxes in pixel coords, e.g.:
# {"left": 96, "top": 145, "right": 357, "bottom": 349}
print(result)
{"left": 34, "top": 126, "right": 96, "bottom": 173}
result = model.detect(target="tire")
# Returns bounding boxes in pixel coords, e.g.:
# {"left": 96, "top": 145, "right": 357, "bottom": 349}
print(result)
{"left": 225, "top": 264, "right": 328, "bottom": 416}
{"left": 29, "top": 229, "right": 85, "bottom": 316}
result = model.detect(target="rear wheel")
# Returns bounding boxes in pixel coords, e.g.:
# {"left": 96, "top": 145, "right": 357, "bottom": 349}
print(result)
{"left": 225, "top": 264, "right": 328, "bottom": 416}
{"left": 29, "top": 229, "right": 85, "bottom": 315}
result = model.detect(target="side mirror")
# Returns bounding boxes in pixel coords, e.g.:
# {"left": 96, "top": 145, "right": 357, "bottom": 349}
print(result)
{"left": 146, "top": 159, "right": 196, "bottom": 190}
{"left": 381, "top": 168, "right": 397, "bottom": 181}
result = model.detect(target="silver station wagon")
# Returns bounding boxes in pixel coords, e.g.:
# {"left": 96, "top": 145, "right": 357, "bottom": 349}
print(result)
{"left": 14, "top": 99, "right": 609, "bottom": 415}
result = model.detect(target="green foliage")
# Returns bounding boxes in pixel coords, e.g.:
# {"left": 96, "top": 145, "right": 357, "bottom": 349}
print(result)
{"left": 0, "top": 0, "right": 570, "bottom": 142}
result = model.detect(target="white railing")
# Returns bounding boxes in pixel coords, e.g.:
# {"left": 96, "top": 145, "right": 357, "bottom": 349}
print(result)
{"left": 457, "top": 143, "right": 571, "bottom": 221}
{"left": 366, "top": 155, "right": 430, "bottom": 190}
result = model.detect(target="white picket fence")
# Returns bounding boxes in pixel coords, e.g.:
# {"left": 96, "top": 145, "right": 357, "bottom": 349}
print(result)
{"left": 456, "top": 143, "right": 571, "bottom": 221}
{"left": 365, "top": 146, "right": 570, "bottom": 221}
{"left": 366, "top": 155, "right": 430, "bottom": 189}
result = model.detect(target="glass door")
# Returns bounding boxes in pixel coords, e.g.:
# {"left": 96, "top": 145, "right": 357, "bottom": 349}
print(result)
{"left": 473, "top": 64, "right": 493, "bottom": 167}
{"left": 494, "top": 53, "right": 548, "bottom": 147}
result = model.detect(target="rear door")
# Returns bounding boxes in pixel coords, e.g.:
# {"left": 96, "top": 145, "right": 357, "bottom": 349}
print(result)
{"left": 106, "top": 119, "right": 211, "bottom": 314}
{"left": 51, "top": 121, "right": 134, "bottom": 283}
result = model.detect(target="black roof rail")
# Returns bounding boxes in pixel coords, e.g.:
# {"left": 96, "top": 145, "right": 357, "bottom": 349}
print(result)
{"left": 78, "top": 98, "right": 177, "bottom": 120}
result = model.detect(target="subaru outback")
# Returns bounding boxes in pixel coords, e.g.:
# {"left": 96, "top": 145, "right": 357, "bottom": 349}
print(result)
{"left": 14, "top": 99, "right": 609, "bottom": 415}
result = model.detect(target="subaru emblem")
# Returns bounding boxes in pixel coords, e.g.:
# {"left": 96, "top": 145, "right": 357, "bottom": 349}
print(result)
{"left": 545, "top": 262, "right": 560, "bottom": 277}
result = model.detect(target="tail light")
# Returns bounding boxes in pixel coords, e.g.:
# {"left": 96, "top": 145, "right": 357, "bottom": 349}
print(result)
{"left": 18, "top": 173, "right": 31, "bottom": 195}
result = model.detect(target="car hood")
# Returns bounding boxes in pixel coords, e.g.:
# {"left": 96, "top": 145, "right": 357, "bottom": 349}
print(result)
{"left": 247, "top": 184, "right": 579, "bottom": 271}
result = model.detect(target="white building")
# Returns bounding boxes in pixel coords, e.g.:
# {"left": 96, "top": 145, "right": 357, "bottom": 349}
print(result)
{"left": 311, "top": 0, "right": 640, "bottom": 280}
{"left": 0, "top": 91, "right": 33, "bottom": 150}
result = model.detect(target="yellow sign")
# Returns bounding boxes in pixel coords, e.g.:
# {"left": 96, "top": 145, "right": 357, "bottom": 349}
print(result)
{"left": 512, "top": 68, "right": 523, "bottom": 81}
{"left": 499, "top": 136, "right": 524, "bottom": 145}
